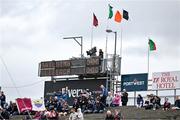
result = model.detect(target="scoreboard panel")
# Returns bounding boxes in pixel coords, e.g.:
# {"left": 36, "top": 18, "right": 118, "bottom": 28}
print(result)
{"left": 39, "top": 56, "right": 102, "bottom": 77}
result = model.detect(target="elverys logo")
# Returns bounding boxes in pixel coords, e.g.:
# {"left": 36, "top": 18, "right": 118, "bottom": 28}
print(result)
{"left": 33, "top": 100, "right": 43, "bottom": 108}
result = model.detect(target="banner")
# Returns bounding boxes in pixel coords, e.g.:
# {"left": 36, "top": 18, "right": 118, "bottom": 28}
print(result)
{"left": 16, "top": 98, "right": 32, "bottom": 113}
{"left": 121, "top": 73, "right": 148, "bottom": 91}
{"left": 152, "top": 71, "right": 180, "bottom": 90}
{"left": 32, "top": 99, "right": 46, "bottom": 111}
{"left": 44, "top": 79, "right": 106, "bottom": 105}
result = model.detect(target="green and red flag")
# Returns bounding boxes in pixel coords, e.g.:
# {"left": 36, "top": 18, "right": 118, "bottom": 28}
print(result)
{"left": 148, "top": 39, "right": 156, "bottom": 51}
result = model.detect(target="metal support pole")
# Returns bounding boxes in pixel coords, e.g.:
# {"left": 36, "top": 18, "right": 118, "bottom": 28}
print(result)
{"left": 113, "top": 32, "right": 117, "bottom": 74}
{"left": 63, "top": 36, "right": 83, "bottom": 57}
{"left": 134, "top": 91, "right": 136, "bottom": 106}
{"left": 156, "top": 90, "right": 158, "bottom": 96}
{"left": 174, "top": 89, "right": 176, "bottom": 103}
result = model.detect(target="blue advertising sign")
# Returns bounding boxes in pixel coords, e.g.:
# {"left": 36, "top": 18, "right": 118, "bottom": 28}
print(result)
{"left": 121, "top": 73, "right": 148, "bottom": 91}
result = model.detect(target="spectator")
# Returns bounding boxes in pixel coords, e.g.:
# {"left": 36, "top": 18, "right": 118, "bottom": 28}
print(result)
{"left": 121, "top": 89, "right": 128, "bottom": 106}
{"left": 105, "top": 110, "right": 114, "bottom": 120}
{"left": 0, "top": 91, "right": 6, "bottom": 108}
{"left": 62, "top": 88, "right": 69, "bottom": 101}
{"left": 163, "top": 97, "right": 171, "bottom": 110}
{"left": 60, "top": 101, "right": 69, "bottom": 116}
{"left": 93, "top": 99, "right": 104, "bottom": 113}
{"left": 152, "top": 95, "right": 161, "bottom": 110}
{"left": 54, "top": 89, "right": 63, "bottom": 101}
{"left": 137, "top": 94, "right": 144, "bottom": 108}
{"left": 73, "top": 98, "right": 80, "bottom": 112}
{"left": 114, "top": 109, "right": 123, "bottom": 120}
{"left": 76, "top": 108, "right": 84, "bottom": 120}
{"left": 172, "top": 96, "right": 180, "bottom": 110}
{"left": 0, "top": 106, "right": 10, "bottom": 119}
{"left": 7, "top": 101, "right": 18, "bottom": 115}
{"left": 106, "top": 92, "right": 113, "bottom": 107}
{"left": 100, "top": 85, "right": 108, "bottom": 107}
{"left": 47, "top": 107, "right": 58, "bottom": 120}
{"left": 112, "top": 93, "right": 121, "bottom": 107}
{"left": 69, "top": 108, "right": 78, "bottom": 120}
{"left": 84, "top": 100, "right": 94, "bottom": 113}
{"left": 144, "top": 94, "right": 153, "bottom": 110}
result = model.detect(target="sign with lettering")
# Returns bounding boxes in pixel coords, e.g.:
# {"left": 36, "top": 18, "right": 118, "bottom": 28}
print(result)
{"left": 152, "top": 71, "right": 180, "bottom": 90}
{"left": 121, "top": 73, "right": 148, "bottom": 91}
{"left": 44, "top": 79, "right": 106, "bottom": 105}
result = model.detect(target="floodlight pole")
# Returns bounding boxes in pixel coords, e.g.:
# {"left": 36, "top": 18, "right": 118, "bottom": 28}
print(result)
{"left": 106, "top": 29, "right": 117, "bottom": 92}
{"left": 106, "top": 30, "right": 117, "bottom": 73}
{"left": 63, "top": 36, "right": 83, "bottom": 57}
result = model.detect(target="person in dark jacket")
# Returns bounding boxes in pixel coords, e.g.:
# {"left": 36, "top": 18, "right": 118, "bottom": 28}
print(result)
{"left": 172, "top": 96, "right": 180, "bottom": 109}
{"left": 137, "top": 94, "right": 144, "bottom": 108}
{"left": 163, "top": 97, "right": 171, "bottom": 110}
{"left": 0, "top": 108, "right": 10, "bottom": 120}
{"left": 84, "top": 100, "right": 94, "bottom": 113}
{"left": 121, "top": 89, "right": 128, "bottom": 106}
{"left": 0, "top": 91, "right": 6, "bottom": 108}
{"left": 72, "top": 98, "right": 80, "bottom": 112}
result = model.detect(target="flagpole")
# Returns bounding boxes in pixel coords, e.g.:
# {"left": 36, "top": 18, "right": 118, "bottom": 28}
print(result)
{"left": 120, "top": 25, "right": 123, "bottom": 57}
{"left": 91, "top": 24, "right": 93, "bottom": 49}
{"left": 147, "top": 38, "right": 150, "bottom": 79}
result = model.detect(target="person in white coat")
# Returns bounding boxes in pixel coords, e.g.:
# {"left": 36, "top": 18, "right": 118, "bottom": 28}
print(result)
{"left": 69, "top": 108, "right": 78, "bottom": 120}
{"left": 76, "top": 108, "right": 84, "bottom": 120}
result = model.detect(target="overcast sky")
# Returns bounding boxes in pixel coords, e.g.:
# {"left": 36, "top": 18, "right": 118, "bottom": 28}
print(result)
{"left": 0, "top": 0, "right": 180, "bottom": 101}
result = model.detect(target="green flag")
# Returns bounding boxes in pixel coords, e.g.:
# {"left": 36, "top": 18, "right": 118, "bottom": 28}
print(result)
{"left": 108, "top": 4, "right": 113, "bottom": 19}
{"left": 148, "top": 39, "right": 156, "bottom": 51}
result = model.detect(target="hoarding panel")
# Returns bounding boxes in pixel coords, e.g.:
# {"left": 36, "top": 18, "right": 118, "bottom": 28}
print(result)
{"left": 152, "top": 71, "right": 180, "bottom": 90}
{"left": 44, "top": 79, "right": 106, "bottom": 105}
{"left": 121, "top": 73, "right": 148, "bottom": 91}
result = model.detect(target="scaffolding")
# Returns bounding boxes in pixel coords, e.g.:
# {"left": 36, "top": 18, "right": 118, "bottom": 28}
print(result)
{"left": 103, "top": 54, "right": 121, "bottom": 93}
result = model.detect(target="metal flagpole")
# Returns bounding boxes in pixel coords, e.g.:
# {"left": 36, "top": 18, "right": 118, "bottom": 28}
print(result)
{"left": 147, "top": 38, "right": 150, "bottom": 79}
{"left": 91, "top": 22, "right": 93, "bottom": 48}
{"left": 91, "top": 23, "right": 94, "bottom": 49}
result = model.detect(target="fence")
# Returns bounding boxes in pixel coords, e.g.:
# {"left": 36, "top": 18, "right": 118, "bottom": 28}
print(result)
{"left": 127, "top": 88, "right": 180, "bottom": 106}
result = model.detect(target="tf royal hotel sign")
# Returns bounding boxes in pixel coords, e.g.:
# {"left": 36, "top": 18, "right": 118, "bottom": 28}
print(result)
{"left": 152, "top": 71, "right": 180, "bottom": 90}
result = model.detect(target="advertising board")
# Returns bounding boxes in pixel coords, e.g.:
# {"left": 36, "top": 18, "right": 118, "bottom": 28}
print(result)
{"left": 121, "top": 73, "right": 148, "bottom": 91}
{"left": 152, "top": 71, "right": 180, "bottom": 90}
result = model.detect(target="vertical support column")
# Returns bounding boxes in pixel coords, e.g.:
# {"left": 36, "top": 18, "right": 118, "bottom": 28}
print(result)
{"left": 134, "top": 91, "right": 136, "bottom": 106}
{"left": 174, "top": 89, "right": 177, "bottom": 103}
{"left": 156, "top": 90, "right": 158, "bottom": 96}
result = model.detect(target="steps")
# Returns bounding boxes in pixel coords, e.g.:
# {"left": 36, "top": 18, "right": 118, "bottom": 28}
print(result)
{"left": 11, "top": 106, "right": 180, "bottom": 120}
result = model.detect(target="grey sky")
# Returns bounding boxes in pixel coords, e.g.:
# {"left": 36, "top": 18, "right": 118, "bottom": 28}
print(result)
{"left": 0, "top": 0, "right": 180, "bottom": 101}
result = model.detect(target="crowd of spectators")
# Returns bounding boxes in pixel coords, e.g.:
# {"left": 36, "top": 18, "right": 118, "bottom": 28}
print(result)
{"left": 0, "top": 91, "right": 19, "bottom": 119}
{"left": 1, "top": 86, "right": 180, "bottom": 120}
{"left": 137, "top": 93, "right": 180, "bottom": 111}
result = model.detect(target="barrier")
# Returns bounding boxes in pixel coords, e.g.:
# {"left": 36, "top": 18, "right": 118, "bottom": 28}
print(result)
{"left": 127, "top": 88, "right": 180, "bottom": 106}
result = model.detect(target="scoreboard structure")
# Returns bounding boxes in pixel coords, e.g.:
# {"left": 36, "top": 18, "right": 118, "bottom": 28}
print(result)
{"left": 39, "top": 56, "right": 102, "bottom": 77}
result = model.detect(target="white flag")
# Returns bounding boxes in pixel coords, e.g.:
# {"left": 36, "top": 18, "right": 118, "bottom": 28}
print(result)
{"left": 31, "top": 99, "right": 46, "bottom": 111}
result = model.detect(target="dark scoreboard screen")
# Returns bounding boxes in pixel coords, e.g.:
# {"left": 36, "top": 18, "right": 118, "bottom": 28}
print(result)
{"left": 39, "top": 57, "right": 102, "bottom": 77}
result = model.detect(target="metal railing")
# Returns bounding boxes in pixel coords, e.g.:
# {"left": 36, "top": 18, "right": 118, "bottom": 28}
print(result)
{"left": 126, "top": 88, "right": 180, "bottom": 106}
